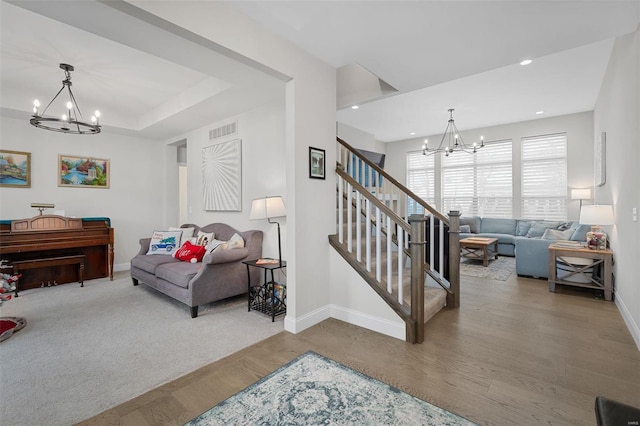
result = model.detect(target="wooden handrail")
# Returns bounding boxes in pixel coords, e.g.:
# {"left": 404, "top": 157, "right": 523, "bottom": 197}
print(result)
{"left": 337, "top": 137, "right": 449, "bottom": 223}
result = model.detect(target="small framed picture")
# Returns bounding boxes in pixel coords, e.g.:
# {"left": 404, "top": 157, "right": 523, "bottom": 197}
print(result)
{"left": 59, "top": 154, "right": 110, "bottom": 188}
{"left": 0, "top": 149, "right": 31, "bottom": 188}
{"left": 309, "top": 146, "right": 326, "bottom": 180}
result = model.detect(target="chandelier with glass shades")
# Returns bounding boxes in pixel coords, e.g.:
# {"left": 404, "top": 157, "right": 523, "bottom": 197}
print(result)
{"left": 422, "top": 108, "right": 484, "bottom": 156}
{"left": 30, "top": 63, "right": 101, "bottom": 135}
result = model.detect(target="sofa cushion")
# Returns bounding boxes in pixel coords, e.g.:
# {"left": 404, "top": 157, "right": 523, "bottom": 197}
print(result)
{"left": 459, "top": 216, "right": 480, "bottom": 233}
{"left": 480, "top": 218, "right": 517, "bottom": 235}
{"left": 541, "top": 228, "right": 575, "bottom": 240}
{"left": 570, "top": 224, "right": 591, "bottom": 241}
{"left": 526, "top": 221, "right": 562, "bottom": 238}
{"left": 155, "top": 262, "right": 200, "bottom": 289}
{"left": 131, "top": 254, "right": 180, "bottom": 275}
{"left": 516, "top": 220, "right": 533, "bottom": 236}
{"left": 459, "top": 225, "right": 471, "bottom": 233}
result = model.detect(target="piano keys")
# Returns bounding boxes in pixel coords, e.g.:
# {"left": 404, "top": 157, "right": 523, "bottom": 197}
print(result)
{"left": 0, "top": 215, "right": 114, "bottom": 291}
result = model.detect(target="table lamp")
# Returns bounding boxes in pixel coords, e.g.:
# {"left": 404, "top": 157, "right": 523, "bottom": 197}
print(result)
{"left": 579, "top": 204, "right": 614, "bottom": 250}
{"left": 250, "top": 196, "right": 286, "bottom": 265}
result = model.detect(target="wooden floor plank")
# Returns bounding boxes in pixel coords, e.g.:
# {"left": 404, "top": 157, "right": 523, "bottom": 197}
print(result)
{"left": 78, "top": 272, "right": 640, "bottom": 426}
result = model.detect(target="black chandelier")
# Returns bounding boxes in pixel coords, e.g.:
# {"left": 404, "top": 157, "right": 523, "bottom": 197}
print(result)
{"left": 422, "top": 108, "right": 483, "bottom": 156}
{"left": 30, "top": 63, "right": 101, "bottom": 135}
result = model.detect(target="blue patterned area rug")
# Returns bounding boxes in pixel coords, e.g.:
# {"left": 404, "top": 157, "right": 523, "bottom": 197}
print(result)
{"left": 460, "top": 256, "right": 515, "bottom": 281}
{"left": 185, "top": 351, "right": 476, "bottom": 425}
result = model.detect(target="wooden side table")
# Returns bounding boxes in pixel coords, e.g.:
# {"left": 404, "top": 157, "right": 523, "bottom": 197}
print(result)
{"left": 243, "top": 259, "right": 287, "bottom": 322}
{"left": 548, "top": 244, "right": 613, "bottom": 301}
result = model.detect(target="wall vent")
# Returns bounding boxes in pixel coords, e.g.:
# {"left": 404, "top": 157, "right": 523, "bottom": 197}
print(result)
{"left": 209, "top": 122, "right": 238, "bottom": 140}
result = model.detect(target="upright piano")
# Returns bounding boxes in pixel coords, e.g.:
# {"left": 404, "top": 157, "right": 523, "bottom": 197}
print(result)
{"left": 0, "top": 215, "right": 114, "bottom": 291}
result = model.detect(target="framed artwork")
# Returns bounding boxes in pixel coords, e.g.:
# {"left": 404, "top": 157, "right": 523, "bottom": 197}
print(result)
{"left": 309, "top": 146, "right": 326, "bottom": 180}
{"left": 59, "top": 154, "right": 110, "bottom": 188}
{"left": 0, "top": 149, "right": 31, "bottom": 188}
{"left": 202, "top": 139, "right": 242, "bottom": 211}
{"left": 595, "top": 131, "right": 606, "bottom": 187}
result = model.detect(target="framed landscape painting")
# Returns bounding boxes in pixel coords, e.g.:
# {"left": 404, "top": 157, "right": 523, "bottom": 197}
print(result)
{"left": 59, "top": 154, "right": 109, "bottom": 188}
{"left": 0, "top": 149, "right": 31, "bottom": 188}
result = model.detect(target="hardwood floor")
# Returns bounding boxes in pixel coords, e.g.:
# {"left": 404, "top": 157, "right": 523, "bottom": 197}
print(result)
{"left": 79, "top": 273, "right": 640, "bottom": 426}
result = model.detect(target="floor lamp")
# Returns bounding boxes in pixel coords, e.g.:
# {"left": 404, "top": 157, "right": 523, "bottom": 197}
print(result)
{"left": 571, "top": 188, "right": 592, "bottom": 209}
{"left": 250, "top": 196, "right": 287, "bottom": 266}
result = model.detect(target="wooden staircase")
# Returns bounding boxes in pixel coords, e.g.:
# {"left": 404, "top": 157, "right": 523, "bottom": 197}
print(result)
{"left": 329, "top": 138, "right": 461, "bottom": 343}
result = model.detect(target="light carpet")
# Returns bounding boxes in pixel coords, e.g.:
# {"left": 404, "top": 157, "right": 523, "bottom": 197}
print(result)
{"left": 187, "top": 351, "right": 476, "bottom": 426}
{"left": 0, "top": 274, "right": 283, "bottom": 426}
{"left": 460, "top": 256, "right": 515, "bottom": 281}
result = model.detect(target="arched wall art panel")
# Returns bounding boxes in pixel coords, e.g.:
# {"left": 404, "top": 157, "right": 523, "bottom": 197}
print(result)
{"left": 202, "top": 139, "right": 242, "bottom": 211}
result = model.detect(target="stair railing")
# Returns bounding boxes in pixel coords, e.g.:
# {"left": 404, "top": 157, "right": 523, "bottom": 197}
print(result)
{"left": 336, "top": 137, "right": 460, "bottom": 308}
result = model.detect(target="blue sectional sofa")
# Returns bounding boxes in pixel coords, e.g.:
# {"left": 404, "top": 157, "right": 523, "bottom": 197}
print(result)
{"left": 459, "top": 217, "right": 591, "bottom": 278}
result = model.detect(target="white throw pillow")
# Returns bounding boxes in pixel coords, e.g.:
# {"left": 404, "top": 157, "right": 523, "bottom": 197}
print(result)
{"left": 541, "top": 228, "right": 574, "bottom": 240}
{"left": 146, "top": 230, "right": 183, "bottom": 255}
{"left": 169, "top": 227, "right": 195, "bottom": 246}
{"left": 228, "top": 233, "right": 245, "bottom": 249}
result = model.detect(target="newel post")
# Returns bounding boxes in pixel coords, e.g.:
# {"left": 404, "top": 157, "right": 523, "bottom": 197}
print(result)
{"left": 448, "top": 210, "right": 461, "bottom": 308}
{"left": 409, "top": 214, "right": 426, "bottom": 344}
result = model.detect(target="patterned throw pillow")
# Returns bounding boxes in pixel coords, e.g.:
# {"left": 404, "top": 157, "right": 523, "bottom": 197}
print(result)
{"left": 206, "top": 233, "right": 245, "bottom": 253}
{"left": 146, "top": 230, "right": 183, "bottom": 255}
{"left": 174, "top": 241, "right": 207, "bottom": 263}
{"left": 195, "top": 231, "right": 214, "bottom": 247}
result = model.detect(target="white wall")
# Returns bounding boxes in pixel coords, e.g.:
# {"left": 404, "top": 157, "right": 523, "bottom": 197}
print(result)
{"left": 594, "top": 26, "right": 640, "bottom": 349}
{"left": 130, "top": 1, "right": 337, "bottom": 334}
{"left": 383, "top": 111, "right": 594, "bottom": 221}
{"left": 164, "top": 98, "right": 287, "bottom": 274}
{"left": 0, "top": 116, "right": 164, "bottom": 270}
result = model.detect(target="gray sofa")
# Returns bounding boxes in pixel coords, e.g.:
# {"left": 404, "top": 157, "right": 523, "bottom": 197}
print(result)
{"left": 130, "top": 223, "right": 263, "bottom": 317}
{"left": 459, "top": 217, "right": 590, "bottom": 278}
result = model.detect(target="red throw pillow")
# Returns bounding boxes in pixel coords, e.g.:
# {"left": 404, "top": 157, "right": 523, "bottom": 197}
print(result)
{"left": 174, "top": 241, "right": 206, "bottom": 263}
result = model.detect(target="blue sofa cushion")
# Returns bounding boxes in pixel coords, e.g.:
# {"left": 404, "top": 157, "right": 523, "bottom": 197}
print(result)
{"left": 460, "top": 216, "right": 480, "bottom": 233}
{"left": 525, "top": 221, "right": 562, "bottom": 238}
{"left": 480, "top": 218, "right": 517, "bottom": 235}
{"left": 570, "top": 224, "right": 591, "bottom": 241}
{"left": 516, "top": 220, "right": 533, "bottom": 236}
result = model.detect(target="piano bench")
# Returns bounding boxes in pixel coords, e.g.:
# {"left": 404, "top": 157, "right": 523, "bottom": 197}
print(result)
{"left": 12, "top": 254, "right": 85, "bottom": 296}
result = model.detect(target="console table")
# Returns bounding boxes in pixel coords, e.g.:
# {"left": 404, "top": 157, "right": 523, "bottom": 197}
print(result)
{"left": 548, "top": 244, "right": 613, "bottom": 301}
{"left": 243, "top": 259, "right": 287, "bottom": 322}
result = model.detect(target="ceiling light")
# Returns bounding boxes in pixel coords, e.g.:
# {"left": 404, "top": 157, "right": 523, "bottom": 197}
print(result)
{"left": 536, "top": 110, "right": 544, "bottom": 115}
{"left": 30, "top": 63, "right": 101, "bottom": 135}
{"left": 351, "top": 105, "right": 359, "bottom": 110}
{"left": 520, "top": 59, "right": 532, "bottom": 66}
{"left": 410, "top": 132, "right": 415, "bottom": 136}
{"left": 422, "top": 109, "right": 484, "bottom": 157}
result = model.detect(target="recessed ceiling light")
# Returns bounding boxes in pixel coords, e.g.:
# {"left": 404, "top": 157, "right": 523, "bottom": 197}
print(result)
{"left": 351, "top": 105, "right": 359, "bottom": 110}
{"left": 536, "top": 110, "right": 544, "bottom": 115}
{"left": 520, "top": 59, "right": 533, "bottom": 66}
{"left": 410, "top": 132, "right": 415, "bottom": 136}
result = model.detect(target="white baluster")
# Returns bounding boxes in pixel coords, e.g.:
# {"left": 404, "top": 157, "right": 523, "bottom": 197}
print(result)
{"left": 366, "top": 197, "right": 371, "bottom": 272}
{"left": 376, "top": 205, "right": 381, "bottom": 281}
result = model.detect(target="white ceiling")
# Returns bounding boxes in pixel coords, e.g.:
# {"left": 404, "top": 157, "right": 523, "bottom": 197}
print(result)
{"left": 1, "top": 1, "right": 639, "bottom": 142}
{"left": 231, "top": 0, "right": 640, "bottom": 142}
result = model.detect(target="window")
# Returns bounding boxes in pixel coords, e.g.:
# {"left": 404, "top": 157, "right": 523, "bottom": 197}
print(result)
{"left": 521, "top": 133, "right": 567, "bottom": 221}
{"left": 442, "top": 140, "right": 512, "bottom": 218}
{"left": 406, "top": 150, "right": 435, "bottom": 214}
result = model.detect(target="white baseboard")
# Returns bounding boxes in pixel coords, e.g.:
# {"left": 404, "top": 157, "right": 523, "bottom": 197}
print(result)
{"left": 284, "top": 305, "right": 331, "bottom": 334}
{"left": 330, "top": 305, "right": 405, "bottom": 340}
{"left": 114, "top": 263, "right": 130, "bottom": 273}
{"left": 283, "top": 304, "right": 405, "bottom": 341}
{"left": 616, "top": 293, "right": 640, "bottom": 351}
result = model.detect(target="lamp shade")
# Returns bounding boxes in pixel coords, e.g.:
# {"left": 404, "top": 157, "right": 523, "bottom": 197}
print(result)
{"left": 570, "top": 188, "right": 591, "bottom": 200}
{"left": 250, "top": 196, "right": 286, "bottom": 220}
{"left": 579, "top": 204, "right": 614, "bottom": 226}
